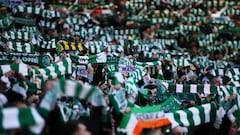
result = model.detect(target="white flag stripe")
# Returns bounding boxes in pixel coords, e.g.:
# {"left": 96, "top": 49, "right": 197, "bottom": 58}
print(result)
{"left": 29, "top": 108, "right": 45, "bottom": 134}
{"left": 189, "top": 107, "right": 201, "bottom": 126}
{"left": 176, "top": 84, "right": 183, "bottom": 93}
{"left": 178, "top": 110, "right": 189, "bottom": 127}
{"left": 190, "top": 84, "right": 197, "bottom": 93}
{"left": 203, "top": 104, "right": 211, "bottom": 123}
{"left": 65, "top": 80, "right": 77, "bottom": 96}
{"left": 204, "top": 84, "right": 211, "bottom": 94}
{"left": 3, "top": 108, "right": 20, "bottom": 129}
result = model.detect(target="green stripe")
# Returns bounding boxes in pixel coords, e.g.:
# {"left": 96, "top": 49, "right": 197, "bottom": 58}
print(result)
{"left": 85, "top": 86, "right": 96, "bottom": 100}
{"left": 74, "top": 82, "right": 83, "bottom": 98}
{"left": 19, "top": 108, "right": 35, "bottom": 127}
{"left": 198, "top": 105, "right": 205, "bottom": 124}
{"left": 185, "top": 109, "right": 194, "bottom": 128}
{"left": 174, "top": 111, "right": 184, "bottom": 127}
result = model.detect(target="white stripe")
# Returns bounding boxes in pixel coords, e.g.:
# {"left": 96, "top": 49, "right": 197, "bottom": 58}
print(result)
{"left": 203, "top": 84, "right": 211, "bottom": 94}
{"left": 176, "top": 84, "right": 183, "bottom": 93}
{"left": 165, "top": 113, "right": 179, "bottom": 129}
{"left": 3, "top": 108, "right": 20, "bottom": 129}
{"left": 80, "top": 83, "right": 92, "bottom": 99}
{"left": 19, "top": 62, "right": 28, "bottom": 76}
{"left": 202, "top": 104, "right": 211, "bottom": 123}
{"left": 188, "top": 107, "right": 201, "bottom": 126}
{"left": 29, "top": 108, "right": 45, "bottom": 134}
{"left": 65, "top": 58, "right": 72, "bottom": 74}
{"left": 1, "top": 65, "right": 11, "bottom": 74}
{"left": 219, "top": 69, "right": 224, "bottom": 76}
{"left": 126, "top": 114, "right": 138, "bottom": 135}
{"left": 65, "top": 80, "right": 77, "bottom": 96}
{"left": 48, "top": 66, "right": 57, "bottom": 79}
{"left": 190, "top": 84, "right": 197, "bottom": 93}
{"left": 57, "top": 61, "right": 66, "bottom": 76}
{"left": 178, "top": 110, "right": 189, "bottom": 127}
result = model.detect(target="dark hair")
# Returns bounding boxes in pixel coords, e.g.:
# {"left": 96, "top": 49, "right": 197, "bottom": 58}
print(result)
{"left": 62, "top": 120, "right": 82, "bottom": 135}
{"left": 218, "top": 115, "right": 232, "bottom": 135}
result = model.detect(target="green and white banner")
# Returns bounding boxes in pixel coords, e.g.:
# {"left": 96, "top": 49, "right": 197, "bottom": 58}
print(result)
{"left": 0, "top": 53, "right": 50, "bottom": 67}
{"left": 70, "top": 52, "right": 107, "bottom": 64}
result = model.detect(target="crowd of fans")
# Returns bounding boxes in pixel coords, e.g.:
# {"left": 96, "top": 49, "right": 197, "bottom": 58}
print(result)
{"left": 0, "top": 0, "right": 240, "bottom": 135}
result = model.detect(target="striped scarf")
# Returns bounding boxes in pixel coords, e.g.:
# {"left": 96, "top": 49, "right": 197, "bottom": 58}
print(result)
{"left": 0, "top": 107, "right": 45, "bottom": 135}
{"left": 33, "top": 58, "right": 72, "bottom": 80}
{"left": 206, "top": 1, "right": 236, "bottom": 8}
{"left": 191, "top": 9, "right": 205, "bottom": 16}
{"left": 38, "top": 20, "right": 56, "bottom": 29}
{"left": 13, "top": 6, "right": 65, "bottom": 19}
{"left": 58, "top": 79, "right": 97, "bottom": 101}
{"left": 86, "top": 41, "right": 106, "bottom": 54}
{"left": 70, "top": 52, "right": 107, "bottom": 64}
{"left": 223, "top": 9, "right": 240, "bottom": 15}
{"left": 173, "top": 58, "right": 191, "bottom": 67}
{"left": 151, "top": 18, "right": 173, "bottom": 25}
{"left": 182, "top": 16, "right": 206, "bottom": 23}
{"left": 109, "top": 89, "right": 128, "bottom": 114}
{"left": 8, "top": 41, "right": 35, "bottom": 53}
{"left": 0, "top": 62, "right": 28, "bottom": 76}
{"left": 35, "top": 37, "right": 57, "bottom": 50}
{"left": 57, "top": 40, "right": 86, "bottom": 52}
{"left": 128, "top": 67, "right": 147, "bottom": 82}
{"left": 59, "top": 104, "right": 80, "bottom": 123}
{"left": 225, "top": 40, "right": 240, "bottom": 49}
{"left": 165, "top": 103, "right": 216, "bottom": 129}
{"left": 113, "top": 29, "right": 138, "bottom": 36}
{"left": 125, "top": 77, "right": 139, "bottom": 95}
{"left": 161, "top": 82, "right": 220, "bottom": 95}
{"left": 38, "top": 81, "right": 59, "bottom": 118}
{"left": 4, "top": 31, "right": 32, "bottom": 41}
{"left": 178, "top": 25, "right": 200, "bottom": 32}
{"left": 135, "top": 61, "right": 161, "bottom": 66}
{"left": 0, "top": 16, "right": 13, "bottom": 29}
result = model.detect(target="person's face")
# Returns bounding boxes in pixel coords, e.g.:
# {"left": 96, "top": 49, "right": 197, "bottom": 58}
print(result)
{"left": 228, "top": 122, "right": 238, "bottom": 135}
{"left": 44, "top": 80, "right": 53, "bottom": 91}
{"left": 100, "top": 84, "right": 107, "bottom": 91}
{"left": 211, "top": 77, "right": 220, "bottom": 86}
{"left": 73, "top": 123, "right": 91, "bottom": 135}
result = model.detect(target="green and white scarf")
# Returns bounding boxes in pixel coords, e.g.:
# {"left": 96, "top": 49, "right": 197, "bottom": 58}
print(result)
{"left": 33, "top": 58, "right": 72, "bottom": 80}
{"left": 38, "top": 81, "right": 59, "bottom": 118}
{"left": 70, "top": 52, "right": 107, "bottom": 64}
{"left": 161, "top": 82, "right": 220, "bottom": 95}
{"left": 38, "top": 20, "right": 56, "bottom": 29}
{"left": 128, "top": 67, "right": 147, "bottom": 82}
{"left": 165, "top": 103, "right": 216, "bottom": 129}
{"left": 59, "top": 104, "right": 80, "bottom": 123}
{"left": 0, "top": 62, "right": 28, "bottom": 76}
{"left": 13, "top": 6, "right": 65, "bottom": 19}
{"left": 8, "top": 41, "right": 35, "bottom": 53}
{"left": 4, "top": 31, "right": 32, "bottom": 41}
{"left": 0, "top": 16, "right": 13, "bottom": 29}
{"left": 151, "top": 18, "right": 173, "bottom": 25}
{"left": 135, "top": 61, "right": 161, "bottom": 66}
{"left": 109, "top": 89, "right": 128, "bottom": 114}
{"left": 58, "top": 79, "right": 97, "bottom": 101}
{"left": 0, "top": 107, "right": 45, "bottom": 135}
